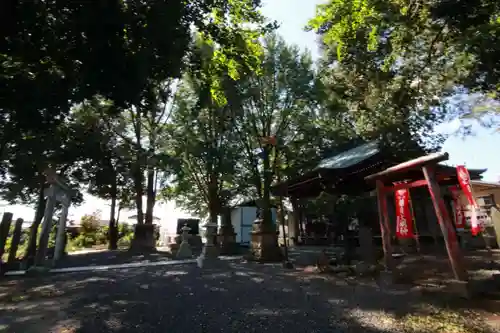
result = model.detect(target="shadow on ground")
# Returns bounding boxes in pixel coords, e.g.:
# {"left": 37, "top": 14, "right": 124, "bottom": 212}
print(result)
{"left": 54, "top": 250, "right": 175, "bottom": 269}
{"left": 0, "top": 258, "right": 497, "bottom": 333}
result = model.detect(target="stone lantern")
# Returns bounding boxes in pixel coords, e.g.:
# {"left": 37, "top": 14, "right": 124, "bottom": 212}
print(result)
{"left": 176, "top": 224, "right": 193, "bottom": 259}
{"left": 202, "top": 221, "right": 219, "bottom": 258}
{"left": 196, "top": 221, "right": 219, "bottom": 268}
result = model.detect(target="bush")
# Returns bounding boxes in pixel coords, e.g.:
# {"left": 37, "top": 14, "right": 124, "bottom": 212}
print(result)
{"left": 117, "top": 233, "right": 133, "bottom": 248}
{"left": 117, "top": 223, "right": 134, "bottom": 248}
{"left": 96, "top": 226, "right": 109, "bottom": 245}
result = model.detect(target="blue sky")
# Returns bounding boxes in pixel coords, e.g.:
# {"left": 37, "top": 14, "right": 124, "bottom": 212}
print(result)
{"left": 2, "top": 0, "right": 500, "bottom": 225}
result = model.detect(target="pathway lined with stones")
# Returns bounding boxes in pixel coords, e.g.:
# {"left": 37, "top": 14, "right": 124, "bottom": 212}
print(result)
{"left": 1, "top": 259, "right": 495, "bottom": 333}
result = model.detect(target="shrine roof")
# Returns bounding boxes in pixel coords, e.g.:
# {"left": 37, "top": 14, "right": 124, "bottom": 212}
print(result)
{"left": 271, "top": 140, "right": 395, "bottom": 198}
{"left": 314, "top": 141, "right": 380, "bottom": 170}
{"left": 271, "top": 145, "right": 488, "bottom": 198}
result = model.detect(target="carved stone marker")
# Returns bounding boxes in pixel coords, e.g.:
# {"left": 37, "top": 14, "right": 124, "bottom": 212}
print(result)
{"left": 176, "top": 225, "right": 193, "bottom": 259}
{"left": 201, "top": 222, "right": 219, "bottom": 258}
{"left": 249, "top": 214, "right": 282, "bottom": 263}
{"left": 218, "top": 208, "right": 237, "bottom": 255}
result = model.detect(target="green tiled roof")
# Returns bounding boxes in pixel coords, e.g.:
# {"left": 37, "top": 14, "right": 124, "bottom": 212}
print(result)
{"left": 315, "top": 141, "right": 380, "bottom": 170}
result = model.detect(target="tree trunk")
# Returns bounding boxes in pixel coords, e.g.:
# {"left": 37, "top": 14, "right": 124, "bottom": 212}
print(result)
{"left": 133, "top": 161, "right": 144, "bottom": 225}
{"left": 290, "top": 196, "right": 301, "bottom": 242}
{"left": 116, "top": 207, "right": 121, "bottom": 224}
{"left": 208, "top": 174, "right": 219, "bottom": 232}
{"left": 108, "top": 174, "right": 118, "bottom": 250}
{"left": 131, "top": 158, "right": 156, "bottom": 251}
{"left": 261, "top": 146, "right": 273, "bottom": 228}
{"left": 23, "top": 181, "right": 46, "bottom": 267}
{"left": 145, "top": 167, "right": 155, "bottom": 224}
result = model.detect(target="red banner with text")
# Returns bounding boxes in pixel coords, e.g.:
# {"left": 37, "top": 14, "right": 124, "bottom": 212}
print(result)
{"left": 456, "top": 165, "right": 480, "bottom": 235}
{"left": 449, "top": 185, "right": 466, "bottom": 231}
{"left": 395, "top": 188, "right": 414, "bottom": 239}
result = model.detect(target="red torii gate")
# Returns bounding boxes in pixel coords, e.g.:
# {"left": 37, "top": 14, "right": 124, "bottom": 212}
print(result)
{"left": 365, "top": 152, "right": 468, "bottom": 282}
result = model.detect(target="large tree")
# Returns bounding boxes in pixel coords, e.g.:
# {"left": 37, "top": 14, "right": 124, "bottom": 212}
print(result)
{"left": 68, "top": 99, "right": 136, "bottom": 249}
{"left": 1, "top": 0, "right": 272, "bottom": 250}
{"left": 307, "top": 0, "right": 500, "bottom": 137}
{"left": 224, "top": 34, "right": 319, "bottom": 229}
{"left": 166, "top": 39, "right": 241, "bottom": 226}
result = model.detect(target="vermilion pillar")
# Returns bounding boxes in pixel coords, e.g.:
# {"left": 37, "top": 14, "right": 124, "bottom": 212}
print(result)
{"left": 423, "top": 166, "right": 468, "bottom": 281}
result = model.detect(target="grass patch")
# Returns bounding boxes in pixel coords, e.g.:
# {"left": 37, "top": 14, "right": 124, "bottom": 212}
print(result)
{"left": 400, "top": 305, "right": 494, "bottom": 333}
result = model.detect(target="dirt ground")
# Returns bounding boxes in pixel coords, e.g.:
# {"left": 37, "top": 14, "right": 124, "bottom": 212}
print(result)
{"left": 0, "top": 259, "right": 498, "bottom": 333}
{"left": 1, "top": 247, "right": 500, "bottom": 332}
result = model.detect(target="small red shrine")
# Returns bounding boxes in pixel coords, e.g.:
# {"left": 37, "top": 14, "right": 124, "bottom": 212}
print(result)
{"left": 271, "top": 141, "right": 487, "bottom": 288}
{"left": 364, "top": 151, "right": 469, "bottom": 281}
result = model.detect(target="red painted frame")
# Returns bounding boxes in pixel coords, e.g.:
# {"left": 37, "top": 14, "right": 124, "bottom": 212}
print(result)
{"left": 365, "top": 153, "right": 468, "bottom": 281}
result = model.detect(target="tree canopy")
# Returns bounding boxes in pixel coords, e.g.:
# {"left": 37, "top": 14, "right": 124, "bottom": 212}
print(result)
{"left": 1, "top": 0, "right": 497, "bottom": 253}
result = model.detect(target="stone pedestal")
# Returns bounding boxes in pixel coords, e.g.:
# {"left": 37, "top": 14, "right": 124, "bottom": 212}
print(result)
{"left": 176, "top": 225, "right": 193, "bottom": 259}
{"left": 218, "top": 224, "right": 237, "bottom": 255}
{"left": 197, "top": 222, "right": 219, "bottom": 269}
{"left": 248, "top": 219, "right": 282, "bottom": 262}
{"left": 201, "top": 222, "right": 219, "bottom": 258}
{"left": 130, "top": 224, "right": 156, "bottom": 252}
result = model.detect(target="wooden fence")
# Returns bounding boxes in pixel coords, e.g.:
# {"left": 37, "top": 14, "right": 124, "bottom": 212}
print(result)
{"left": 0, "top": 212, "right": 25, "bottom": 274}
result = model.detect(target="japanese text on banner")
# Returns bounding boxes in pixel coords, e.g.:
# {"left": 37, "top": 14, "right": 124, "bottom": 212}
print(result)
{"left": 449, "top": 185, "right": 466, "bottom": 231}
{"left": 456, "top": 165, "right": 480, "bottom": 235}
{"left": 395, "top": 188, "right": 414, "bottom": 239}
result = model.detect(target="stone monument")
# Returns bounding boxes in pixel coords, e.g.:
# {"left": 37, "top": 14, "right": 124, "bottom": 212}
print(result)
{"left": 173, "top": 218, "right": 202, "bottom": 250}
{"left": 249, "top": 207, "right": 282, "bottom": 262}
{"left": 218, "top": 208, "right": 237, "bottom": 255}
{"left": 176, "top": 225, "right": 193, "bottom": 259}
{"left": 197, "top": 221, "right": 219, "bottom": 268}
{"left": 130, "top": 223, "right": 156, "bottom": 252}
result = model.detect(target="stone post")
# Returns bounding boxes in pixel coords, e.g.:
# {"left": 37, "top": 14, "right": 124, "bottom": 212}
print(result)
{"left": 176, "top": 225, "right": 193, "bottom": 259}
{"left": 35, "top": 186, "right": 57, "bottom": 266}
{"left": 0, "top": 212, "right": 13, "bottom": 261}
{"left": 218, "top": 208, "right": 237, "bottom": 255}
{"left": 201, "top": 222, "right": 219, "bottom": 258}
{"left": 249, "top": 207, "right": 282, "bottom": 262}
{"left": 53, "top": 194, "right": 70, "bottom": 265}
{"left": 7, "top": 218, "right": 24, "bottom": 266}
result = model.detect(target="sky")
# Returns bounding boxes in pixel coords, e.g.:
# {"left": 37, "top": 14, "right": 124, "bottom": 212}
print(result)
{"left": 2, "top": 0, "right": 500, "bottom": 230}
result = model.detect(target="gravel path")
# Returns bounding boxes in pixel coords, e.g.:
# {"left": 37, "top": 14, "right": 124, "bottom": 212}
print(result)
{"left": 0, "top": 260, "right": 493, "bottom": 333}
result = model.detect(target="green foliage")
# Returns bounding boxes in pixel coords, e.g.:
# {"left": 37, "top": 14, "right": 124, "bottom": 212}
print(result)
{"left": 166, "top": 37, "right": 244, "bottom": 219}
{"left": 6, "top": 0, "right": 497, "bottom": 243}
{"left": 69, "top": 216, "right": 134, "bottom": 250}
{"left": 2, "top": 224, "right": 30, "bottom": 262}
{"left": 227, "top": 34, "right": 321, "bottom": 192}
{"left": 0, "top": 0, "right": 270, "bottom": 214}
{"left": 307, "top": 0, "right": 500, "bottom": 137}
